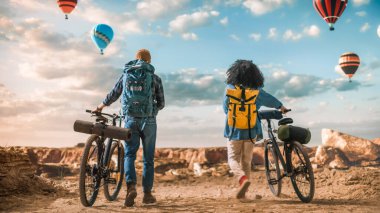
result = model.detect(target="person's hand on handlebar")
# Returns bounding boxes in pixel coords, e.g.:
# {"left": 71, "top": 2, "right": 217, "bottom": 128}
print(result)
{"left": 280, "top": 105, "right": 290, "bottom": 114}
{"left": 92, "top": 103, "right": 106, "bottom": 113}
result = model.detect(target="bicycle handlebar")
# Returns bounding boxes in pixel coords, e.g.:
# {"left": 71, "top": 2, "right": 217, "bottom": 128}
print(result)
{"left": 258, "top": 109, "right": 291, "bottom": 121}
{"left": 85, "top": 109, "right": 120, "bottom": 119}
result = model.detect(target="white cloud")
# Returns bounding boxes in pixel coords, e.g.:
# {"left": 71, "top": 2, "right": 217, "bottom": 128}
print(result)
{"left": 169, "top": 10, "right": 220, "bottom": 33}
{"left": 230, "top": 34, "right": 240, "bottom": 41}
{"left": 268, "top": 27, "right": 278, "bottom": 39}
{"left": 360, "top": 22, "right": 370, "bottom": 32}
{"left": 182, "top": 32, "right": 198, "bottom": 41}
{"left": 136, "top": 0, "right": 189, "bottom": 20}
{"left": 377, "top": 25, "right": 380, "bottom": 38}
{"left": 220, "top": 17, "right": 229, "bottom": 26}
{"left": 355, "top": 11, "right": 367, "bottom": 17}
{"left": 303, "top": 25, "right": 320, "bottom": 37}
{"left": 283, "top": 29, "right": 302, "bottom": 41}
{"left": 242, "top": 0, "right": 294, "bottom": 16}
{"left": 352, "top": 0, "right": 370, "bottom": 7}
{"left": 77, "top": 1, "right": 142, "bottom": 34}
{"left": 249, "top": 33, "right": 261, "bottom": 41}
{"left": 335, "top": 65, "right": 346, "bottom": 77}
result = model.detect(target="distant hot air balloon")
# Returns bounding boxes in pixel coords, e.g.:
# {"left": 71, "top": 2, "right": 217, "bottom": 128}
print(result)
{"left": 339, "top": 52, "right": 360, "bottom": 82}
{"left": 313, "top": 0, "right": 348, "bottom": 31}
{"left": 57, "top": 0, "right": 77, "bottom": 20}
{"left": 91, "top": 24, "right": 114, "bottom": 55}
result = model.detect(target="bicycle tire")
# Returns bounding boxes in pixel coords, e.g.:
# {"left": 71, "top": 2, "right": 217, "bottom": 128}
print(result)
{"left": 264, "top": 140, "right": 282, "bottom": 197}
{"left": 289, "top": 141, "right": 315, "bottom": 203}
{"left": 104, "top": 140, "right": 125, "bottom": 201}
{"left": 79, "top": 135, "right": 102, "bottom": 207}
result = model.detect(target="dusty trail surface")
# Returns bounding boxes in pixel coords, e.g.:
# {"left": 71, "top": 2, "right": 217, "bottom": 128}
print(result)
{"left": 1, "top": 167, "right": 379, "bottom": 213}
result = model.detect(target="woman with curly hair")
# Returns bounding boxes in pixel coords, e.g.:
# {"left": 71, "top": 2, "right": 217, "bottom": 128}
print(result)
{"left": 223, "top": 60, "right": 288, "bottom": 199}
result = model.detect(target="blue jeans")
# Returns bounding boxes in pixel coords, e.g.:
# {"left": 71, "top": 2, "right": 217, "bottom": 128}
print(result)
{"left": 123, "top": 116, "right": 157, "bottom": 193}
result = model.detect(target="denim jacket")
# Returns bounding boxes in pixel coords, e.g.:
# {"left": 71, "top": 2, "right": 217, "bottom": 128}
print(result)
{"left": 223, "top": 84, "right": 282, "bottom": 141}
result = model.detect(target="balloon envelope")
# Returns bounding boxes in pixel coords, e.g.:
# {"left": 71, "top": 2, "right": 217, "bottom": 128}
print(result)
{"left": 91, "top": 24, "right": 114, "bottom": 54}
{"left": 313, "top": 0, "right": 347, "bottom": 31}
{"left": 57, "top": 0, "right": 77, "bottom": 19}
{"left": 339, "top": 52, "right": 360, "bottom": 81}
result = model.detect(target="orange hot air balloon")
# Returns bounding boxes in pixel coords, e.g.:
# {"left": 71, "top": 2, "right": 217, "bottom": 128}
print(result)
{"left": 57, "top": 0, "right": 78, "bottom": 20}
{"left": 339, "top": 52, "right": 360, "bottom": 82}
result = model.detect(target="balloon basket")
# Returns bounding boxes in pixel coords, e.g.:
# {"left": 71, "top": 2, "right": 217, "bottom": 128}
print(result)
{"left": 65, "top": 14, "right": 68, "bottom": 20}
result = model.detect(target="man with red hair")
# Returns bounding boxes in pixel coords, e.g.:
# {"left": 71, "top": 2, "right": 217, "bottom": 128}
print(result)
{"left": 94, "top": 49, "right": 165, "bottom": 207}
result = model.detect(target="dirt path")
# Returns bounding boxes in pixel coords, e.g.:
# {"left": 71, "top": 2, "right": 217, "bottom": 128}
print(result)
{"left": 2, "top": 167, "right": 379, "bottom": 212}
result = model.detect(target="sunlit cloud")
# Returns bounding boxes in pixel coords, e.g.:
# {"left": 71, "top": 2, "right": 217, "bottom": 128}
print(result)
{"left": 220, "top": 17, "right": 229, "bottom": 26}
{"left": 242, "top": 0, "right": 294, "bottom": 16}
{"left": 360, "top": 22, "right": 370, "bottom": 32}
{"left": 169, "top": 10, "right": 220, "bottom": 33}
{"left": 249, "top": 33, "right": 261, "bottom": 41}
{"left": 136, "top": 0, "right": 189, "bottom": 20}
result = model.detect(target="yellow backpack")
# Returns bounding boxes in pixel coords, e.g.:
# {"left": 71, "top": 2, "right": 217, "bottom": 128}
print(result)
{"left": 226, "top": 85, "right": 259, "bottom": 141}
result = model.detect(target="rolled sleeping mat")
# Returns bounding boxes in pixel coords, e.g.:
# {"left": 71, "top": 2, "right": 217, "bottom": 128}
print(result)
{"left": 277, "top": 125, "right": 311, "bottom": 144}
{"left": 73, "top": 120, "right": 131, "bottom": 141}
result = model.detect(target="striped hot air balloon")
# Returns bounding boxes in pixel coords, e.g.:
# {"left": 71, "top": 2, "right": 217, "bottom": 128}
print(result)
{"left": 91, "top": 24, "right": 114, "bottom": 55}
{"left": 313, "top": 0, "right": 348, "bottom": 31}
{"left": 57, "top": 0, "right": 78, "bottom": 20}
{"left": 339, "top": 52, "right": 360, "bottom": 82}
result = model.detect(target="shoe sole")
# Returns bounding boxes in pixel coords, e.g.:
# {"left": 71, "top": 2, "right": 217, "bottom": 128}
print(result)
{"left": 236, "top": 181, "right": 251, "bottom": 199}
{"left": 124, "top": 191, "right": 137, "bottom": 207}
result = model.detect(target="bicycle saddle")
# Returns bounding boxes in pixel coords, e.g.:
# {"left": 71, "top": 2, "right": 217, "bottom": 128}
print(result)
{"left": 278, "top": 117, "right": 293, "bottom": 126}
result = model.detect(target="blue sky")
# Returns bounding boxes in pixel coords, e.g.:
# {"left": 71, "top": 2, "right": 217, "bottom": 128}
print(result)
{"left": 0, "top": 0, "right": 379, "bottom": 147}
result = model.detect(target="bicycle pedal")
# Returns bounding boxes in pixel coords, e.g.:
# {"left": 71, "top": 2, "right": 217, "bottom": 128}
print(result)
{"left": 106, "top": 178, "right": 117, "bottom": 184}
{"left": 269, "top": 178, "right": 278, "bottom": 185}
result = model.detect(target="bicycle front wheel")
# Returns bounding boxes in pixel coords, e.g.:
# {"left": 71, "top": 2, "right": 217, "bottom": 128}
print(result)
{"left": 79, "top": 135, "right": 102, "bottom": 207}
{"left": 264, "top": 140, "right": 282, "bottom": 197}
{"left": 104, "top": 140, "right": 125, "bottom": 201}
{"left": 289, "top": 141, "right": 315, "bottom": 203}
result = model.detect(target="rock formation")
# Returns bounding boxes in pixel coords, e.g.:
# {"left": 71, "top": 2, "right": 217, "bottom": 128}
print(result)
{"left": 314, "top": 129, "right": 380, "bottom": 169}
{"left": 0, "top": 147, "right": 56, "bottom": 196}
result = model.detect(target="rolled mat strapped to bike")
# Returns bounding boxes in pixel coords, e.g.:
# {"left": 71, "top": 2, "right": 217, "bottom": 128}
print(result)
{"left": 73, "top": 120, "right": 132, "bottom": 141}
{"left": 277, "top": 125, "right": 311, "bottom": 144}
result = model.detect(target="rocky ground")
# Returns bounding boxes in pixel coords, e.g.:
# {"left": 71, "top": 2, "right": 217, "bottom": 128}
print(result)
{"left": 0, "top": 166, "right": 379, "bottom": 212}
{"left": 0, "top": 129, "right": 379, "bottom": 212}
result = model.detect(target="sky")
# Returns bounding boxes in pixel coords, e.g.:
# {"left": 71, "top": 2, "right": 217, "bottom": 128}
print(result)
{"left": 0, "top": 0, "right": 379, "bottom": 148}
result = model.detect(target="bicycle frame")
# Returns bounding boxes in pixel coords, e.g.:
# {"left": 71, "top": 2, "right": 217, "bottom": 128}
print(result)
{"left": 265, "top": 119, "right": 294, "bottom": 179}
{"left": 90, "top": 111, "right": 124, "bottom": 178}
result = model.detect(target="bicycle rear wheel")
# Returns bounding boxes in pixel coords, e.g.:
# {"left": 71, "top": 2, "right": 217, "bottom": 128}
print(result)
{"left": 264, "top": 140, "right": 282, "bottom": 196}
{"left": 79, "top": 135, "right": 102, "bottom": 207}
{"left": 104, "top": 140, "right": 125, "bottom": 201}
{"left": 289, "top": 141, "right": 315, "bottom": 203}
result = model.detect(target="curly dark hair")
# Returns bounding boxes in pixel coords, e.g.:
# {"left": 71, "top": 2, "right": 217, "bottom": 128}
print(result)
{"left": 226, "top": 60, "right": 264, "bottom": 88}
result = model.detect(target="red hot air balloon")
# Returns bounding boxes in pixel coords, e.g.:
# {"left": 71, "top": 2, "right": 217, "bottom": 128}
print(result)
{"left": 313, "top": 0, "right": 348, "bottom": 31}
{"left": 57, "top": 0, "right": 78, "bottom": 20}
{"left": 339, "top": 52, "right": 360, "bottom": 82}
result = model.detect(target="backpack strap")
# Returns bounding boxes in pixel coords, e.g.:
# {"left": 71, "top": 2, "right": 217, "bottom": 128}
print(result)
{"left": 247, "top": 104, "right": 255, "bottom": 144}
{"left": 228, "top": 103, "right": 237, "bottom": 140}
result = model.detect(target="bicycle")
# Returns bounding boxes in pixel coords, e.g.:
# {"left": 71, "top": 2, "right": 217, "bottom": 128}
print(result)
{"left": 76, "top": 110, "right": 129, "bottom": 207}
{"left": 259, "top": 109, "right": 315, "bottom": 203}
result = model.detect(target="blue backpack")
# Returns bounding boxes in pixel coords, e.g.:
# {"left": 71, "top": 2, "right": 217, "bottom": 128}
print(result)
{"left": 121, "top": 60, "right": 154, "bottom": 117}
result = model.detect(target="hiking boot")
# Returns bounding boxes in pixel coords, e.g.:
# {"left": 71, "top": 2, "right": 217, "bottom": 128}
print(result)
{"left": 124, "top": 183, "right": 137, "bottom": 207}
{"left": 236, "top": 175, "right": 250, "bottom": 199}
{"left": 142, "top": 191, "right": 157, "bottom": 205}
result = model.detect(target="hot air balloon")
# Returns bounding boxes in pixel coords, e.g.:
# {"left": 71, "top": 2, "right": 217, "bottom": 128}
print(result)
{"left": 339, "top": 52, "right": 360, "bottom": 82}
{"left": 377, "top": 25, "right": 380, "bottom": 38}
{"left": 57, "top": 0, "right": 77, "bottom": 20}
{"left": 91, "top": 24, "right": 114, "bottom": 55}
{"left": 313, "top": 0, "right": 348, "bottom": 31}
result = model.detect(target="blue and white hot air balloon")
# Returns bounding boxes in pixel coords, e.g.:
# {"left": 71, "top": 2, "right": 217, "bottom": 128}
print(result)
{"left": 91, "top": 24, "right": 114, "bottom": 55}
